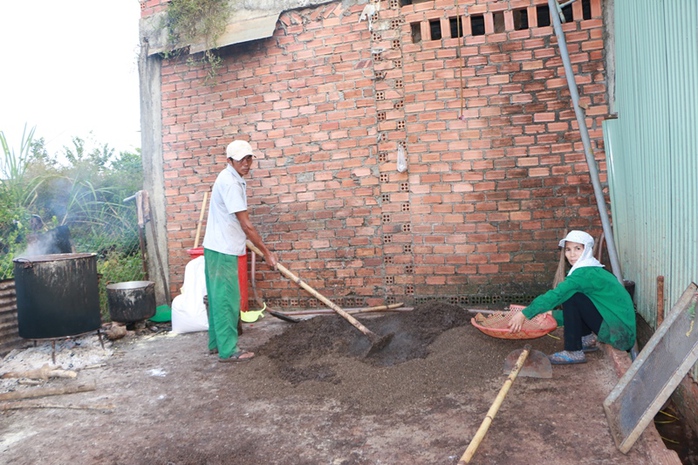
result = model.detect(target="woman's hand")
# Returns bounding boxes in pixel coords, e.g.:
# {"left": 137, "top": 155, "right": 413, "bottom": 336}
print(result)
{"left": 508, "top": 311, "right": 528, "bottom": 333}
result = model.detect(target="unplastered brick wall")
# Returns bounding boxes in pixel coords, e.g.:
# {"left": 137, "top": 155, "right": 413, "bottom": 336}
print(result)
{"left": 139, "top": 0, "right": 168, "bottom": 17}
{"left": 150, "top": 0, "right": 610, "bottom": 307}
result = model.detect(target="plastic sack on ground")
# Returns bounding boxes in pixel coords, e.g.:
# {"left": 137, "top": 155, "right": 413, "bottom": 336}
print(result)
{"left": 171, "top": 256, "right": 208, "bottom": 334}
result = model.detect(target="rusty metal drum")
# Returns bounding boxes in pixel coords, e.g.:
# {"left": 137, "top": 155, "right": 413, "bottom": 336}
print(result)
{"left": 13, "top": 253, "right": 101, "bottom": 339}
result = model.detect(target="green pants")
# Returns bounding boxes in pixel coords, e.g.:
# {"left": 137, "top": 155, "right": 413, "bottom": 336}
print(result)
{"left": 203, "top": 248, "right": 240, "bottom": 359}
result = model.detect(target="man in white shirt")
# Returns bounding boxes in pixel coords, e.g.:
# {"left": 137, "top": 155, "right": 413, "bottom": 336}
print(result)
{"left": 202, "top": 140, "right": 277, "bottom": 362}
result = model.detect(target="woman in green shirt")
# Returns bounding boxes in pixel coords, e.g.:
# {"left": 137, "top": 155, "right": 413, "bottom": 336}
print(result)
{"left": 508, "top": 231, "right": 636, "bottom": 365}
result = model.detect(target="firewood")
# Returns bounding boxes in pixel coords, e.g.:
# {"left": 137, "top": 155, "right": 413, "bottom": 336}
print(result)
{"left": 2, "top": 364, "right": 77, "bottom": 380}
{"left": 18, "top": 379, "right": 42, "bottom": 386}
{"left": 105, "top": 324, "right": 128, "bottom": 340}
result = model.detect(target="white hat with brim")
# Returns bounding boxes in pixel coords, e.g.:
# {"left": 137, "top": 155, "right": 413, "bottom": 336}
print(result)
{"left": 226, "top": 140, "right": 255, "bottom": 161}
{"left": 558, "top": 230, "right": 594, "bottom": 248}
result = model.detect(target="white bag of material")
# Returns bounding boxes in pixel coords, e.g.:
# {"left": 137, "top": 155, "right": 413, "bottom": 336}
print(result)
{"left": 171, "top": 256, "right": 209, "bottom": 334}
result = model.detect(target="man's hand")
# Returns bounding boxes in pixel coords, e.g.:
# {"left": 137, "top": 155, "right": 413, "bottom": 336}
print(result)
{"left": 508, "top": 311, "right": 528, "bottom": 333}
{"left": 265, "top": 251, "right": 278, "bottom": 268}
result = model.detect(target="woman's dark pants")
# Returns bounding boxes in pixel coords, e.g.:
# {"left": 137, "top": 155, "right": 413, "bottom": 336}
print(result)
{"left": 562, "top": 293, "right": 603, "bottom": 351}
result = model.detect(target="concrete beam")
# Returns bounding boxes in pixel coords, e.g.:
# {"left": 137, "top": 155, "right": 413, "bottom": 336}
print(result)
{"left": 138, "top": 41, "right": 171, "bottom": 306}
{"left": 140, "top": 0, "right": 341, "bottom": 57}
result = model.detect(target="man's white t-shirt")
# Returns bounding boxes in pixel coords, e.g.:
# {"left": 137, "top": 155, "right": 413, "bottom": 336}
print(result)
{"left": 202, "top": 164, "right": 247, "bottom": 256}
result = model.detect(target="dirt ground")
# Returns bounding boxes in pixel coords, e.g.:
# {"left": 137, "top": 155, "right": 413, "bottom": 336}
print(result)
{"left": 0, "top": 302, "right": 677, "bottom": 464}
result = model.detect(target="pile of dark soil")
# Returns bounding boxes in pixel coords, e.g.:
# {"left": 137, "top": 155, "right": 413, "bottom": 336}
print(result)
{"left": 249, "top": 302, "right": 562, "bottom": 415}
{"left": 1, "top": 301, "right": 667, "bottom": 465}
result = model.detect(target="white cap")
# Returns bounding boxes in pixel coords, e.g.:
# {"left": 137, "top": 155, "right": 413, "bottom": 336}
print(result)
{"left": 558, "top": 230, "right": 594, "bottom": 248}
{"left": 226, "top": 140, "right": 255, "bottom": 161}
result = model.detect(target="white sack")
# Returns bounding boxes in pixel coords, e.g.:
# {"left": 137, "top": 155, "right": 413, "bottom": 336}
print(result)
{"left": 171, "top": 256, "right": 209, "bottom": 334}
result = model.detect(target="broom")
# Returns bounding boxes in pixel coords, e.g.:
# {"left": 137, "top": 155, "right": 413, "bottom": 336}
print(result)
{"left": 552, "top": 229, "right": 568, "bottom": 289}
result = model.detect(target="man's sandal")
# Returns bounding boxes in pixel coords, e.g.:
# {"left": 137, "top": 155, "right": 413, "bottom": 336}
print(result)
{"left": 218, "top": 350, "right": 255, "bottom": 363}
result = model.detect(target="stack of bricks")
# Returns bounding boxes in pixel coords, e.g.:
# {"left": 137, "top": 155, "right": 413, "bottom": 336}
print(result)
{"left": 142, "top": 0, "right": 610, "bottom": 306}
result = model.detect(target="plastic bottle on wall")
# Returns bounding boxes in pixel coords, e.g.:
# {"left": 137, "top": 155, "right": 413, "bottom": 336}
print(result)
{"left": 397, "top": 144, "right": 407, "bottom": 173}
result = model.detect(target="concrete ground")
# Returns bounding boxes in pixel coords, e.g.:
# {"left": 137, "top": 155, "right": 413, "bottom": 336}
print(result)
{"left": 0, "top": 307, "right": 683, "bottom": 465}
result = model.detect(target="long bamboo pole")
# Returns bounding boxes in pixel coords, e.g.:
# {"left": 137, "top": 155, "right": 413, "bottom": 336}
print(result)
{"left": 458, "top": 345, "right": 531, "bottom": 464}
{"left": 279, "top": 303, "right": 407, "bottom": 316}
{"left": 246, "top": 240, "right": 384, "bottom": 343}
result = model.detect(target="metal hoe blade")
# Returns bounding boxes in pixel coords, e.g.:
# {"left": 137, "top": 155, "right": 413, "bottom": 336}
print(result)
{"left": 365, "top": 332, "right": 394, "bottom": 357}
{"left": 267, "top": 309, "right": 302, "bottom": 323}
{"left": 503, "top": 348, "right": 552, "bottom": 378}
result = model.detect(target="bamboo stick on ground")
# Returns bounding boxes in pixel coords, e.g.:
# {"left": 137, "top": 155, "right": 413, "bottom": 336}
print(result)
{"left": 0, "top": 401, "right": 115, "bottom": 412}
{"left": 458, "top": 345, "right": 531, "bottom": 464}
{"left": 277, "top": 303, "right": 409, "bottom": 317}
{"left": 0, "top": 382, "right": 96, "bottom": 402}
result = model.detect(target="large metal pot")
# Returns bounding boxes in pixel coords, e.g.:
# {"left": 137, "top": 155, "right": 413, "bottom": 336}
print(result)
{"left": 13, "top": 253, "right": 101, "bottom": 339}
{"left": 106, "top": 281, "right": 156, "bottom": 323}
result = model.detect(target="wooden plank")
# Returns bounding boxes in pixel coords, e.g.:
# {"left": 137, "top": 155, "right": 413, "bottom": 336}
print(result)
{"left": 603, "top": 282, "right": 698, "bottom": 453}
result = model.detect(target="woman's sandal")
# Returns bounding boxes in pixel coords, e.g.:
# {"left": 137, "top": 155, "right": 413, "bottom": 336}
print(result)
{"left": 218, "top": 350, "right": 255, "bottom": 363}
{"left": 582, "top": 334, "right": 599, "bottom": 353}
{"left": 548, "top": 350, "right": 586, "bottom": 365}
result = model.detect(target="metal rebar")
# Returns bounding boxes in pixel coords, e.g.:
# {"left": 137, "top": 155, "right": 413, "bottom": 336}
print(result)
{"left": 548, "top": 0, "right": 624, "bottom": 283}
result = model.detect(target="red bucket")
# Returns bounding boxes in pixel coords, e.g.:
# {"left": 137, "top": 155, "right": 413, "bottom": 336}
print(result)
{"left": 188, "top": 248, "right": 248, "bottom": 312}
{"left": 186, "top": 247, "right": 204, "bottom": 259}
{"left": 238, "top": 254, "right": 248, "bottom": 312}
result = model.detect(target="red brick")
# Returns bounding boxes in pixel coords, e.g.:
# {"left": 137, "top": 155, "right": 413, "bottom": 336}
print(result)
{"left": 146, "top": 0, "right": 611, "bottom": 301}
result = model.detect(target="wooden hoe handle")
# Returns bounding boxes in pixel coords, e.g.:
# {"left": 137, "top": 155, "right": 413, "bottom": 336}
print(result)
{"left": 193, "top": 192, "right": 208, "bottom": 249}
{"left": 245, "top": 241, "right": 379, "bottom": 340}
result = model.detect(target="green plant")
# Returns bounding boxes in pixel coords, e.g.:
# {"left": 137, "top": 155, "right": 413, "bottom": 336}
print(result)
{"left": 163, "top": 0, "right": 231, "bottom": 82}
{"left": 0, "top": 217, "right": 26, "bottom": 279}
{"left": 0, "top": 126, "right": 46, "bottom": 279}
{"left": 0, "top": 126, "right": 46, "bottom": 211}
{"left": 0, "top": 129, "right": 144, "bottom": 284}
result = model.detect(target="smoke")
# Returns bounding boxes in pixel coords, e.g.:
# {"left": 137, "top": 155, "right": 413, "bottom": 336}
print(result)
{"left": 18, "top": 226, "right": 73, "bottom": 258}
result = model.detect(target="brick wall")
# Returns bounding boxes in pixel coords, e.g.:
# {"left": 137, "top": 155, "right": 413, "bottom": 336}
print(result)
{"left": 139, "top": 0, "right": 168, "bottom": 17}
{"left": 146, "top": 0, "right": 610, "bottom": 308}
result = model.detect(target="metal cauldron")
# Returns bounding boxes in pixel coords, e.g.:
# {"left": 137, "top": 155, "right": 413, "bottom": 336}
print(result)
{"left": 106, "top": 281, "right": 156, "bottom": 323}
{"left": 13, "top": 253, "right": 101, "bottom": 339}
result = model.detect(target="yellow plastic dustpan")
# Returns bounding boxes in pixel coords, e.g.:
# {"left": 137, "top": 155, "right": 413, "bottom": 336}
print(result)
{"left": 240, "top": 302, "right": 266, "bottom": 323}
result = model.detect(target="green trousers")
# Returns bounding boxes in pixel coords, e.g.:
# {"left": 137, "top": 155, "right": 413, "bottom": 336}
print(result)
{"left": 203, "top": 248, "right": 240, "bottom": 359}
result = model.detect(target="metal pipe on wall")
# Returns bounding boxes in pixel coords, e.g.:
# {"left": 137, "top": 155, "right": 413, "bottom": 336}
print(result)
{"left": 548, "top": 0, "right": 624, "bottom": 283}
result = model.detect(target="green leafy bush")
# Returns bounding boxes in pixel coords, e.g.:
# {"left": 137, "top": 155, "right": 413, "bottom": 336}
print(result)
{"left": 0, "top": 127, "right": 145, "bottom": 318}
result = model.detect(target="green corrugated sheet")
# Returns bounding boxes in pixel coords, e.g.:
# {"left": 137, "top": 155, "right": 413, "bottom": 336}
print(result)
{"left": 603, "top": 0, "right": 698, "bottom": 328}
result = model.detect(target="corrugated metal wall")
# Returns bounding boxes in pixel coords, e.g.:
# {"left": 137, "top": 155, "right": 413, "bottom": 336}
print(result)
{"left": 603, "top": 0, "right": 698, "bottom": 326}
{"left": 0, "top": 279, "right": 23, "bottom": 356}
